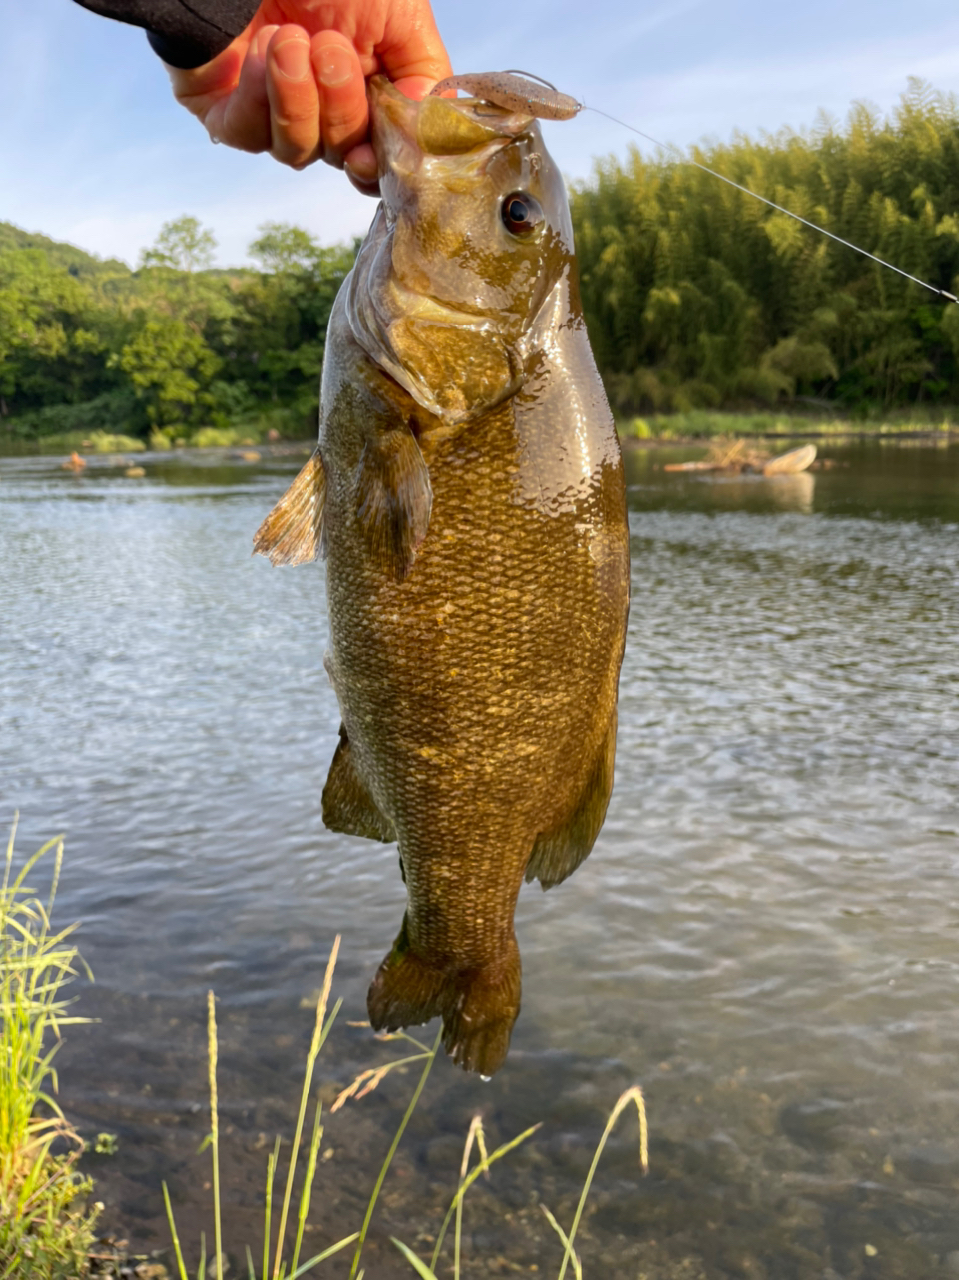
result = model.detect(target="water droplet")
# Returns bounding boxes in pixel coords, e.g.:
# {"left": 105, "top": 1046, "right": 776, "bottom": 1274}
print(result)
{"left": 480, "top": 1074, "right": 491, "bottom": 1083}
{"left": 210, "top": 134, "right": 221, "bottom": 145}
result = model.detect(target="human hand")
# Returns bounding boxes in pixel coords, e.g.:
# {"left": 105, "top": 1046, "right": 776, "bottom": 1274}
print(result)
{"left": 165, "top": 0, "right": 451, "bottom": 193}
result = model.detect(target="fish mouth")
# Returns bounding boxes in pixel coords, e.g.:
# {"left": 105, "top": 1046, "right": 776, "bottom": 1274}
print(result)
{"left": 368, "top": 76, "right": 533, "bottom": 168}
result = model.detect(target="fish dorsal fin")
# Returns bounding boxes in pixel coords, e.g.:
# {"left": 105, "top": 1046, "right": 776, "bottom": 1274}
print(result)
{"left": 354, "top": 427, "right": 432, "bottom": 580}
{"left": 322, "top": 724, "right": 395, "bottom": 843}
{"left": 252, "top": 448, "right": 326, "bottom": 566}
{"left": 525, "top": 708, "right": 618, "bottom": 890}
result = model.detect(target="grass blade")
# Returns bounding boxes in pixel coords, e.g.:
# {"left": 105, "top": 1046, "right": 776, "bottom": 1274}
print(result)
{"left": 454, "top": 1116, "right": 483, "bottom": 1280}
{"left": 391, "top": 1239, "right": 441, "bottom": 1279}
{"left": 207, "top": 991, "right": 223, "bottom": 1280}
{"left": 557, "top": 1085, "right": 648, "bottom": 1280}
{"left": 263, "top": 1136, "right": 281, "bottom": 1280}
{"left": 286, "top": 1231, "right": 359, "bottom": 1278}
{"left": 273, "top": 937, "right": 340, "bottom": 1280}
{"left": 291, "top": 1101, "right": 323, "bottom": 1276}
{"left": 162, "top": 1182, "right": 190, "bottom": 1280}
{"left": 348, "top": 1026, "right": 441, "bottom": 1279}
{"left": 429, "top": 1122, "right": 540, "bottom": 1272}
{"left": 540, "top": 1205, "right": 582, "bottom": 1280}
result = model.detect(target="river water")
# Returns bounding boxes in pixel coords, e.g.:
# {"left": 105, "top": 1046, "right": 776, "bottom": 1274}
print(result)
{"left": 2, "top": 438, "right": 958, "bottom": 1279}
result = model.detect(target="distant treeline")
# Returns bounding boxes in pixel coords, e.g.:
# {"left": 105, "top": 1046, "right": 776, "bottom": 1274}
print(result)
{"left": 0, "top": 217, "right": 356, "bottom": 444}
{"left": 3, "top": 79, "right": 959, "bottom": 443}
{"left": 570, "top": 79, "right": 959, "bottom": 416}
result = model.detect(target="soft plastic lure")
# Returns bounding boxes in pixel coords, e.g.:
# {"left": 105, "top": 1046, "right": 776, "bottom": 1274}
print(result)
{"left": 429, "top": 70, "right": 582, "bottom": 121}
{"left": 430, "top": 68, "right": 958, "bottom": 306}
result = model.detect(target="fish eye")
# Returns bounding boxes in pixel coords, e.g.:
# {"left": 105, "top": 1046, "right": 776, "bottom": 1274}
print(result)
{"left": 501, "top": 191, "right": 544, "bottom": 236}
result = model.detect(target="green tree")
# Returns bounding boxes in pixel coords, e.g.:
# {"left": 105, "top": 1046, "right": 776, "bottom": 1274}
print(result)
{"left": 115, "top": 315, "right": 220, "bottom": 424}
{"left": 571, "top": 79, "right": 959, "bottom": 413}
{"left": 249, "top": 222, "right": 322, "bottom": 274}
{"left": 140, "top": 216, "right": 217, "bottom": 273}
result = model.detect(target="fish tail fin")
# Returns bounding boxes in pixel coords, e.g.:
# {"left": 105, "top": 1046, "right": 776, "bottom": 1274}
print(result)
{"left": 367, "top": 915, "right": 448, "bottom": 1032}
{"left": 440, "top": 935, "right": 521, "bottom": 1077}
{"left": 367, "top": 918, "right": 521, "bottom": 1077}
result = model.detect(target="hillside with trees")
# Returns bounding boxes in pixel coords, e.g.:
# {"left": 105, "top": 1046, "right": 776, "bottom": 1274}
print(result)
{"left": 0, "top": 216, "right": 355, "bottom": 445}
{"left": 2, "top": 80, "right": 959, "bottom": 445}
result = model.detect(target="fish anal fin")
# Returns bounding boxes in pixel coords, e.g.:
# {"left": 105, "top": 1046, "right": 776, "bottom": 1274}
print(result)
{"left": 367, "top": 917, "right": 521, "bottom": 1077}
{"left": 321, "top": 725, "right": 395, "bottom": 843}
{"left": 354, "top": 428, "right": 432, "bottom": 581}
{"left": 525, "top": 708, "right": 618, "bottom": 891}
{"left": 253, "top": 448, "right": 326, "bottom": 566}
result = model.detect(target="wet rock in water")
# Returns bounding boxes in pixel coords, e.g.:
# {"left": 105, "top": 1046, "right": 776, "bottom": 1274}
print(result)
{"left": 900, "top": 1143, "right": 959, "bottom": 1186}
{"left": 944, "top": 1249, "right": 959, "bottom": 1273}
{"left": 423, "top": 1132, "right": 465, "bottom": 1171}
{"left": 681, "top": 1133, "right": 748, "bottom": 1181}
{"left": 779, "top": 1098, "right": 847, "bottom": 1151}
{"left": 125, "top": 466, "right": 146, "bottom": 478}
{"left": 315, "top": 1080, "right": 344, "bottom": 1107}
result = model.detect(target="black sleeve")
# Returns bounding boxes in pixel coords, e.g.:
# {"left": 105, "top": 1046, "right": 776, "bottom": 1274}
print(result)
{"left": 72, "top": 0, "right": 261, "bottom": 69}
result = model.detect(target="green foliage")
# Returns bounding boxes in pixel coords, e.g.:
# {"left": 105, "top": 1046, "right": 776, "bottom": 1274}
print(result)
{"left": 140, "top": 216, "right": 217, "bottom": 273}
{"left": 0, "top": 821, "right": 98, "bottom": 1280}
{"left": 572, "top": 78, "right": 959, "bottom": 414}
{"left": 116, "top": 314, "right": 221, "bottom": 424}
{"left": 618, "top": 406, "right": 959, "bottom": 439}
{"left": 8, "top": 79, "right": 959, "bottom": 446}
{"left": 0, "top": 218, "right": 353, "bottom": 444}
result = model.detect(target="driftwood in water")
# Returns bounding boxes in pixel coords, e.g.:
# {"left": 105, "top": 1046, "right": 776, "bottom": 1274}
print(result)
{"left": 664, "top": 439, "right": 817, "bottom": 476}
{"left": 761, "top": 443, "right": 817, "bottom": 475}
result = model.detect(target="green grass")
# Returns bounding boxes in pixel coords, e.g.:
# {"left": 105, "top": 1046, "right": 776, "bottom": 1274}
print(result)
{"left": 0, "top": 819, "right": 98, "bottom": 1280}
{"left": 18, "top": 429, "right": 147, "bottom": 456}
{"left": 166, "top": 940, "right": 649, "bottom": 1280}
{"left": 0, "top": 825, "right": 650, "bottom": 1278}
{"left": 617, "top": 408, "right": 959, "bottom": 440}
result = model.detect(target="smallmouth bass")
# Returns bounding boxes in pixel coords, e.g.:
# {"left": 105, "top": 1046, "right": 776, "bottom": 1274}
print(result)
{"left": 255, "top": 76, "right": 629, "bottom": 1076}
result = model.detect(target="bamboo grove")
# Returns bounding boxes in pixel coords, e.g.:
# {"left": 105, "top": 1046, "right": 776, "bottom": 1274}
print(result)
{"left": 569, "top": 79, "right": 959, "bottom": 416}
{"left": 2, "top": 80, "right": 959, "bottom": 442}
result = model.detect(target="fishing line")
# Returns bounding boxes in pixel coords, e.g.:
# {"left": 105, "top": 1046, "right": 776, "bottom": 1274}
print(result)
{"left": 581, "top": 104, "right": 959, "bottom": 305}
{"left": 435, "top": 69, "right": 958, "bottom": 304}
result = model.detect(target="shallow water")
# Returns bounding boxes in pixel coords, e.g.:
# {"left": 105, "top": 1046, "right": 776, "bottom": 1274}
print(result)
{"left": 2, "top": 439, "right": 959, "bottom": 1278}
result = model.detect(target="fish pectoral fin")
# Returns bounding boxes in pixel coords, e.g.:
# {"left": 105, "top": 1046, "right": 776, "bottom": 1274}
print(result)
{"left": 367, "top": 916, "right": 520, "bottom": 1077}
{"left": 321, "top": 725, "right": 395, "bottom": 843}
{"left": 354, "top": 428, "right": 432, "bottom": 581}
{"left": 525, "top": 708, "right": 618, "bottom": 891}
{"left": 253, "top": 447, "right": 326, "bottom": 566}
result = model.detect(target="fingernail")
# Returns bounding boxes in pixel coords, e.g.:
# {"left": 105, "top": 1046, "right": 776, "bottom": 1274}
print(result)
{"left": 254, "top": 26, "right": 278, "bottom": 57}
{"left": 273, "top": 38, "right": 310, "bottom": 81}
{"left": 318, "top": 45, "right": 353, "bottom": 89}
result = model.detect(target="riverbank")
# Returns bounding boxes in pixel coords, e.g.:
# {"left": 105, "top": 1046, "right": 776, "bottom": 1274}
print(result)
{"left": 617, "top": 408, "right": 959, "bottom": 441}
{"left": 4, "top": 409, "right": 959, "bottom": 459}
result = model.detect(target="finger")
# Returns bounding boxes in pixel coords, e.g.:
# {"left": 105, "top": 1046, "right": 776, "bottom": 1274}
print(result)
{"left": 344, "top": 143, "right": 380, "bottom": 196}
{"left": 165, "top": 35, "right": 249, "bottom": 116}
{"left": 310, "top": 32, "right": 368, "bottom": 169}
{"left": 164, "top": 0, "right": 264, "bottom": 107}
{"left": 265, "top": 25, "right": 321, "bottom": 168}
{"left": 377, "top": 1, "right": 453, "bottom": 87}
{"left": 392, "top": 74, "right": 443, "bottom": 103}
{"left": 210, "top": 25, "right": 278, "bottom": 153}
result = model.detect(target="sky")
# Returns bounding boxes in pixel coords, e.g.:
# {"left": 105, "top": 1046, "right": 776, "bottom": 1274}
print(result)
{"left": 3, "top": 0, "right": 959, "bottom": 268}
